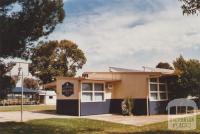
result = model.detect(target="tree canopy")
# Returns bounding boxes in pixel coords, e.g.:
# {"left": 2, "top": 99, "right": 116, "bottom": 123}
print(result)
{"left": 180, "top": 0, "right": 200, "bottom": 15}
{"left": 156, "top": 62, "right": 173, "bottom": 70}
{"left": 168, "top": 55, "right": 200, "bottom": 98}
{"left": 30, "top": 40, "right": 87, "bottom": 84}
{"left": 0, "top": 60, "right": 16, "bottom": 100}
{"left": 23, "top": 78, "right": 39, "bottom": 89}
{"left": 0, "top": 0, "right": 65, "bottom": 58}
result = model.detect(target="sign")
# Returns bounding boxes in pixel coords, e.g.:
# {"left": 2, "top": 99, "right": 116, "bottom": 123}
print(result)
{"left": 62, "top": 82, "right": 74, "bottom": 97}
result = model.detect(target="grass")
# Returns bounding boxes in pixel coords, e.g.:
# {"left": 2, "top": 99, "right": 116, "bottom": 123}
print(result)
{"left": 0, "top": 105, "right": 56, "bottom": 112}
{"left": 0, "top": 116, "right": 200, "bottom": 134}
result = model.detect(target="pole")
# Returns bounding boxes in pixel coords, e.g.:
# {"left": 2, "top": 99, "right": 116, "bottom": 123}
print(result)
{"left": 78, "top": 80, "right": 81, "bottom": 117}
{"left": 146, "top": 95, "right": 149, "bottom": 116}
{"left": 21, "top": 70, "right": 23, "bottom": 122}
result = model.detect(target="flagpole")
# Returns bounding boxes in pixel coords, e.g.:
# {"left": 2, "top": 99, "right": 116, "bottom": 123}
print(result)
{"left": 21, "top": 70, "right": 23, "bottom": 122}
{"left": 18, "top": 67, "right": 23, "bottom": 122}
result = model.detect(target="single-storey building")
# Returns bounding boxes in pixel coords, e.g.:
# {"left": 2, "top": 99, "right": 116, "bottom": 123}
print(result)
{"left": 45, "top": 67, "right": 175, "bottom": 116}
{"left": 2, "top": 87, "right": 39, "bottom": 105}
{"left": 38, "top": 90, "right": 57, "bottom": 105}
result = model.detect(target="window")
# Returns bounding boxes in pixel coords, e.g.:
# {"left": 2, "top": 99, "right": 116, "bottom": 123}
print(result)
{"left": 81, "top": 83, "right": 105, "bottom": 102}
{"left": 62, "top": 82, "right": 74, "bottom": 97}
{"left": 94, "top": 83, "right": 104, "bottom": 91}
{"left": 149, "top": 77, "right": 168, "bottom": 101}
{"left": 82, "top": 83, "right": 92, "bottom": 91}
{"left": 82, "top": 92, "right": 93, "bottom": 102}
{"left": 49, "top": 96, "right": 53, "bottom": 99}
{"left": 94, "top": 83, "right": 104, "bottom": 101}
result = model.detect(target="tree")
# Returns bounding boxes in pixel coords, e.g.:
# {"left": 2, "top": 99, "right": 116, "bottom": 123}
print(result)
{"left": 0, "top": 61, "right": 16, "bottom": 102}
{"left": 30, "top": 40, "right": 87, "bottom": 84}
{"left": 156, "top": 62, "right": 173, "bottom": 70}
{"left": 168, "top": 55, "right": 200, "bottom": 98}
{"left": 180, "top": 0, "right": 200, "bottom": 15}
{"left": 0, "top": 0, "right": 65, "bottom": 58}
{"left": 23, "top": 78, "right": 39, "bottom": 89}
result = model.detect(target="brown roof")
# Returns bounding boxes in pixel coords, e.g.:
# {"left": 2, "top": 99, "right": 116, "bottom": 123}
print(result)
{"left": 43, "top": 81, "right": 56, "bottom": 88}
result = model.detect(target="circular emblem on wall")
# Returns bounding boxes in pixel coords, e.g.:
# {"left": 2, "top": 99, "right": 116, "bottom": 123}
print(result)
{"left": 62, "top": 82, "right": 74, "bottom": 97}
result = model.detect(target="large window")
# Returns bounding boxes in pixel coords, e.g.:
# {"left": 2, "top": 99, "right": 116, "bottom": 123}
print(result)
{"left": 81, "top": 83, "right": 105, "bottom": 102}
{"left": 149, "top": 77, "right": 168, "bottom": 101}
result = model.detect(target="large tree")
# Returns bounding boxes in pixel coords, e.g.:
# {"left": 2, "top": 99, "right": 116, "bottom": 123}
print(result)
{"left": 30, "top": 40, "right": 87, "bottom": 84}
{"left": 0, "top": 0, "right": 65, "bottom": 58}
{"left": 168, "top": 55, "right": 200, "bottom": 98}
{"left": 0, "top": 61, "right": 16, "bottom": 102}
{"left": 23, "top": 78, "right": 39, "bottom": 89}
{"left": 180, "top": 0, "right": 200, "bottom": 15}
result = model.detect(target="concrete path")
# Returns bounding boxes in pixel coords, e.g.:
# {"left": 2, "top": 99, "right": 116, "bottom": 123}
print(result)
{"left": 84, "top": 112, "right": 200, "bottom": 126}
{"left": 83, "top": 114, "right": 168, "bottom": 126}
{"left": 1, "top": 111, "right": 199, "bottom": 126}
{"left": 0, "top": 111, "right": 171, "bottom": 126}
{"left": 0, "top": 111, "right": 74, "bottom": 122}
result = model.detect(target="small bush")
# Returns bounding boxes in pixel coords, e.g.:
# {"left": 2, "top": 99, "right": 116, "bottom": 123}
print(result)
{"left": 121, "top": 97, "right": 134, "bottom": 116}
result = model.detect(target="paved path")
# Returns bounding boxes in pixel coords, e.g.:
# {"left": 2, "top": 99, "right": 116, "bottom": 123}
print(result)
{"left": 85, "top": 112, "right": 200, "bottom": 126}
{"left": 83, "top": 114, "right": 168, "bottom": 126}
{"left": 0, "top": 111, "right": 75, "bottom": 122}
{"left": 1, "top": 111, "right": 199, "bottom": 126}
{"left": 0, "top": 111, "right": 171, "bottom": 126}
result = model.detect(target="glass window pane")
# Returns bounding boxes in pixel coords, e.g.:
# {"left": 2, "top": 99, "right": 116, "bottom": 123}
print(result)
{"left": 150, "top": 93, "right": 158, "bottom": 100}
{"left": 82, "top": 92, "right": 93, "bottom": 102}
{"left": 159, "top": 77, "right": 166, "bottom": 83}
{"left": 82, "top": 83, "right": 92, "bottom": 91}
{"left": 160, "top": 93, "right": 167, "bottom": 100}
{"left": 150, "top": 84, "right": 158, "bottom": 91}
{"left": 95, "top": 93, "right": 104, "bottom": 101}
{"left": 150, "top": 78, "right": 157, "bottom": 82}
{"left": 94, "top": 83, "right": 104, "bottom": 91}
{"left": 159, "top": 84, "right": 166, "bottom": 91}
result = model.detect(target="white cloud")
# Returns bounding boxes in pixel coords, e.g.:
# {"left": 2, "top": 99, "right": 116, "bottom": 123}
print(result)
{"left": 48, "top": 0, "right": 200, "bottom": 74}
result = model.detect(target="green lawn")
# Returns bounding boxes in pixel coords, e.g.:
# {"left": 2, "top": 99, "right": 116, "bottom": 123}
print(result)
{"left": 0, "top": 105, "right": 56, "bottom": 112}
{"left": 0, "top": 116, "right": 200, "bottom": 134}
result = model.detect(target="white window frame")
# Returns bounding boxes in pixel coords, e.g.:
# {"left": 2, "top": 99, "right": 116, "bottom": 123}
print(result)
{"left": 149, "top": 77, "right": 168, "bottom": 101}
{"left": 81, "top": 82, "right": 106, "bottom": 102}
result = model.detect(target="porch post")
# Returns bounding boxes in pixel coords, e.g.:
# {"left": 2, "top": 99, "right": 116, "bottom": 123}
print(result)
{"left": 78, "top": 80, "right": 81, "bottom": 117}
{"left": 147, "top": 95, "right": 149, "bottom": 116}
{"left": 147, "top": 77, "right": 150, "bottom": 116}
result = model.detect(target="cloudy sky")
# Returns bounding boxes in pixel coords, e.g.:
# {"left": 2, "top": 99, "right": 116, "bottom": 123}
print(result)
{"left": 47, "top": 0, "right": 200, "bottom": 73}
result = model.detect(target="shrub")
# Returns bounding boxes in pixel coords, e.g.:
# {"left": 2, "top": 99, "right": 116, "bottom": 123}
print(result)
{"left": 121, "top": 97, "right": 134, "bottom": 116}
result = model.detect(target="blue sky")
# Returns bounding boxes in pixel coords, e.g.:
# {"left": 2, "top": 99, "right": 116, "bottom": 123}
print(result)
{"left": 47, "top": 0, "right": 200, "bottom": 72}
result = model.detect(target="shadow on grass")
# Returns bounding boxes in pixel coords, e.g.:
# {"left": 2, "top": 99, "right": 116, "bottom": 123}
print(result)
{"left": 0, "top": 118, "right": 199, "bottom": 134}
{"left": 108, "top": 131, "right": 199, "bottom": 134}
{"left": 31, "top": 110, "right": 57, "bottom": 114}
{"left": 0, "top": 121, "right": 103, "bottom": 134}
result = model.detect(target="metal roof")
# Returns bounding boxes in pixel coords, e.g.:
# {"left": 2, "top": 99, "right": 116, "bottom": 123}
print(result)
{"left": 12, "top": 87, "right": 38, "bottom": 94}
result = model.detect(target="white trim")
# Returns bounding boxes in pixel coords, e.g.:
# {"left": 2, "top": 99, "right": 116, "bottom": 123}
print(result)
{"left": 81, "top": 82, "right": 106, "bottom": 102}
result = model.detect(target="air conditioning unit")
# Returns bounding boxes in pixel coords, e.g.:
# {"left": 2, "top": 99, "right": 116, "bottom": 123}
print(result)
{"left": 106, "top": 83, "right": 113, "bottom": 90}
